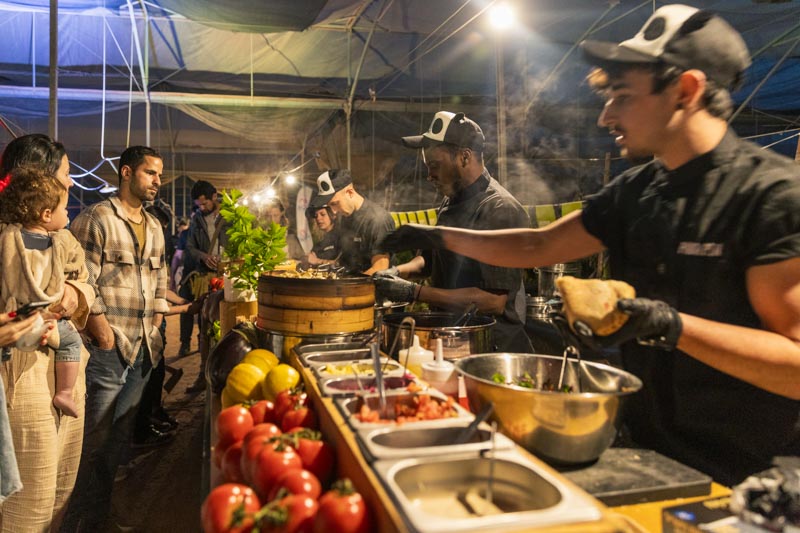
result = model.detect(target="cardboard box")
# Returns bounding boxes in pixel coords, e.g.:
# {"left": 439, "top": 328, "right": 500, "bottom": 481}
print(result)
{"left": 662, "top": 496, "right": 769, "bottom": 533}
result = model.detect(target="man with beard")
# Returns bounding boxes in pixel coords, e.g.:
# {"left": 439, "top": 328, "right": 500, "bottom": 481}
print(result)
{"left": 62, "top": 146, "right": 169, "bottom": 531}
{"left": 308, "top": 169, "right": 393, "bottom": 275}
{"left": 374, "top": 111, "right": 533, "bottom": 353}
{"left": 379, "top": 5, "right": 800, "bottom": 486}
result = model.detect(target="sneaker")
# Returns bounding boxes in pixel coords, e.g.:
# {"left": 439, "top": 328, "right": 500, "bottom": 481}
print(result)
{"left": 131, "top": 425, "right": 175, "bottom": 449}
{"left": 176, "top": 342, "right": 191, "bottom": 358}
{"left": 153, "top": 408, "right": 179, "bottom": 430}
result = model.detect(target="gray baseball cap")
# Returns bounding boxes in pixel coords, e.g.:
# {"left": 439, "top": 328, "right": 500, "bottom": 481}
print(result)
{"left": 581, "top": 4, "right": 750, "bottom": 89}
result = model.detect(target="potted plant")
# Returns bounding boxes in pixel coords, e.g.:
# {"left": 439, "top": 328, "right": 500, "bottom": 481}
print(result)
{"left": 219, "top": 189, "right": 287, "bottom": 301}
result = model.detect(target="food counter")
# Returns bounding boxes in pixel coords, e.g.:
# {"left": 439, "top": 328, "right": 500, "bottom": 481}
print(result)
{"left": 204, "top": 330, "right": 741, "bottom": 532}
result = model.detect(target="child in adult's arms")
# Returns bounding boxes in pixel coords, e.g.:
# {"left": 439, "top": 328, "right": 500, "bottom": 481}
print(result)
{"left": 0, "top": 167, "right": 90, "bottom": 417}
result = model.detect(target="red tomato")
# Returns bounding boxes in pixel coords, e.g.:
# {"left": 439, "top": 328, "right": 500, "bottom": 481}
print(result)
{"left": 257, "top": 494, "right": 318, "bottom": 533}
{"left": 221, "top": 441, "right": 245, "bottom": 484}
{"left": 313, "top": 479, "right": 372, "bottom": 533}
{"left": 216, "top": 406, "right": 254, "bottom": 448}
{"left": 241, "top": 430, "right": 281, "bottom": 486}
{"left": 285, "top": 429, "right": 335, "bottom": 486}
{"left": 249, "top": 399, "right": 277, "bottom": 425}
{"left": 267, "top": 468, "right": 321, "bottom": 502}
{"left": 251, "top": 444, "right": 302, "bottom": 501}
{"left": 281, "top": 404, "right": 318, "bottom": 432}
{"left": 274, "top": 389, "right": 307, "bottom": 423}
{"left": 201, "top": 483, "right": 261, "bottom": 533}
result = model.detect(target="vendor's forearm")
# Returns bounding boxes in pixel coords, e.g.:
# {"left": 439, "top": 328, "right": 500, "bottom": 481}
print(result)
{"left": 677, "top": 314, "right": 800, "bottom": 399}
{"left": 417, "top": 286, "right": 506, "bottom": 316}
{"left": 442, "top": 211, "right": 605, "bottom": 269}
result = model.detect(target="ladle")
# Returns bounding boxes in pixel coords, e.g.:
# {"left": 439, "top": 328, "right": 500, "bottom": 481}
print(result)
{"left": 452, "top": 401, "right": 494, "bottom": 445}
{"left": 370, "top": 342, "right": 387, "bottom": 416}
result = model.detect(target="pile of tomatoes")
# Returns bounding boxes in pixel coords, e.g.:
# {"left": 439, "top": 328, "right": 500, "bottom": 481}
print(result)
{"left": 203, "top": 388, "right": 373, "bottom": 533}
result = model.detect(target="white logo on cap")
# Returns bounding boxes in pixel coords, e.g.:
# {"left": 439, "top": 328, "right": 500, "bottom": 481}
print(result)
{"left": 620, "top": 4, "right": 698, "bottom": 59}
{"left": 424, "top": 111, "right": 456, "bottom": 143}
{"left": 317, "top": 171, "right": 333, "bottom": 194}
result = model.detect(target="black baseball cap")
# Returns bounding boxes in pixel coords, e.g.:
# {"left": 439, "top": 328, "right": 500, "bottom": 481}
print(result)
{"left": 309, "top": 169, "right": 352, "bottom": 208}
{"left": 581, "top": 4, "right": 750, "bottom": 89}
{"left": 402, "top": 111, "right": 485, "bottom": 151}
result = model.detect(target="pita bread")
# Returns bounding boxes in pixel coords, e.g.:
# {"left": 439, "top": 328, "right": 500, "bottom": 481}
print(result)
{"left": 556, "top": 276, "right": 636, "bottom": 336}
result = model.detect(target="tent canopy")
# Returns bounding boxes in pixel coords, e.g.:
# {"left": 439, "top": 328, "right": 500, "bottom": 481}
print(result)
{"left": 1, "top": 0, "right": 798, "bottom": 214}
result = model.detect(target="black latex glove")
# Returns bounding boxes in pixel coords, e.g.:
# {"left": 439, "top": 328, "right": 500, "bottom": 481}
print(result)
{"left": 379, "top": 224, "right": 444, "bottom": 253}
{"left": 372, "top": 273, "right": 419, "bottom": 304}
{"left": 572, "top": 297, "right": 682, "bottom": 351}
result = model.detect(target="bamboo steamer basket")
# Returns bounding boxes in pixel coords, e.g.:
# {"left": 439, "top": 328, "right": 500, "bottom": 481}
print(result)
{"left": 257, "top": 272, "right": 375, "bottom": 336}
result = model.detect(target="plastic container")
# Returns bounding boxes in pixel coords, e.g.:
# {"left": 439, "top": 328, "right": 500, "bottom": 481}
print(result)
{"left": 421, "top": 338, "right": 457, "bottom": 396}
{"left": 397, "top": 334, "right": 433, "bottom": 377}
{"left": 16, "top": 314, "right": 47, "bottom": 352}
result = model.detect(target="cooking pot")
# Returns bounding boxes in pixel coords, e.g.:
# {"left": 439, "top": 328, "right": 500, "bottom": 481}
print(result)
{"left": 536, "top": 262, "right": 581, "bottom": 299}
{"left": 380, "top": 312, "right": 495, "bottom": 361}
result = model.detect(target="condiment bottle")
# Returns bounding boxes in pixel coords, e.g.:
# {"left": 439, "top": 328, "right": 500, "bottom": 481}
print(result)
{"left": 422, "top": 338, "right": 458, "bottom": 396}
{"left": 398, "top": 334, "right": 433, "bottom": 376}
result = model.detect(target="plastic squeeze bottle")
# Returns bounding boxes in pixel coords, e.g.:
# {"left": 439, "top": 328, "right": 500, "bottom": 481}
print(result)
{"left": 422, "top": 338, "right": 458, "bottom": 396}
{"left": 398, "top": 334, "right": 433, "bottom": 377}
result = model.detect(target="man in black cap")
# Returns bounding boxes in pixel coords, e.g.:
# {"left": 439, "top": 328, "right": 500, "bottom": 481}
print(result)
{"left": 309, "top": 169, "right": 393, "bottom": 274}
{"left": 379, "top": 5, "right": 800, "bottom": 485}
{"left": 375, "top": 111, "right": 534, "bottom": 353}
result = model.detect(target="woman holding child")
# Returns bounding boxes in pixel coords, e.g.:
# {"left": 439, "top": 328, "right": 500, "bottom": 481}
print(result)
{"left": 0, "top": 134, "right": 94, "bottom": 532}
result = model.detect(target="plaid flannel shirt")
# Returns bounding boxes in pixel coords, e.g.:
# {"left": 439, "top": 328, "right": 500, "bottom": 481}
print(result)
{"left": 70, "top": 196, "right": 169, "bottom": 365}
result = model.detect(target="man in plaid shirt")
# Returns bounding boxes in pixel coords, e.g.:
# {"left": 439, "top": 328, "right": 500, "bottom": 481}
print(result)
{"left": 61, "top": 146, "right": 169, "bottom": 531}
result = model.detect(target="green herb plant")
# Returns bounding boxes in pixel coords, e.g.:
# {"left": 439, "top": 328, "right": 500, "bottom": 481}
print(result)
{"left": 219, "top": 189, "right": 287, "bottom": 293}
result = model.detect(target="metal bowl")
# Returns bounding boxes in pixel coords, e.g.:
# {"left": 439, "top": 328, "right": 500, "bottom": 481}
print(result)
{"left": 454, "top": 353, "right": 642, "bottom": 465}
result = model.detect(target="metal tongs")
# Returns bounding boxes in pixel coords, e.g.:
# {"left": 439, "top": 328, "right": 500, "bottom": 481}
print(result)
{"left": 550, "top": 312, "right": 583, "bottom": 393}
{"left": 453, "top": 302, "right": 478, "bottom": 327}
{"left": 387, "top": 316, "right": 416, "bottom": 368}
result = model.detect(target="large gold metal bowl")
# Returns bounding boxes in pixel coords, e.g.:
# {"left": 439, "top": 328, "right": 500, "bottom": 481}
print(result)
{"left": 454, "top": 353, "right": 642, "bottom": 465}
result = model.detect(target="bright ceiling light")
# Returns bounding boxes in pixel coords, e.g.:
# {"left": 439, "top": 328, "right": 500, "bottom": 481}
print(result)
{"left": 264, "top": 187, "right": 277, "bottom": 199}
{"left": 252, "top": 193, "right": 261, "bottom": 204}
{"left": 284, "top": 173, "right": 297, "bottom": 186}
{"left": 489, "top": 3, "right": 514, "bottom": 30}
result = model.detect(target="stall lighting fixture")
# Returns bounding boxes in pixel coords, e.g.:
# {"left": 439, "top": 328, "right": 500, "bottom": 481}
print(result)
{"left": 489, "top": 3, "right": 514, "bottom": 30}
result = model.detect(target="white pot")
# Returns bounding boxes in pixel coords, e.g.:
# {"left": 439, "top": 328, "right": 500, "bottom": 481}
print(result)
{"left": 223, "top": 274, "right": 256, "bottom": 303}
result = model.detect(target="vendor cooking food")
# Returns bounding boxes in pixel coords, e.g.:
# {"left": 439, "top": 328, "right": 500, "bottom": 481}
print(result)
{"left": 379, "top": 4, "right": 800, "bottom": 486}
{"left": 374, "top": 111, "right": 534, "bottom": 353}
{"left": 308, "top": 169, "right": 393, "bottom": 275}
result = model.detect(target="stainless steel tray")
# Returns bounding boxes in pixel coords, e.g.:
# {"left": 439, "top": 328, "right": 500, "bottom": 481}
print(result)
{"left": 318, "top": 374, "right": 417, "bottom": 397}
{"left": 372, "top": 450, "right": 601, "bottom": 533}
{"left": 357, "top": 420, "right": 515, "bottom": 460}
{"left": 336, "top": 389, "right": 472, "bottom": 431}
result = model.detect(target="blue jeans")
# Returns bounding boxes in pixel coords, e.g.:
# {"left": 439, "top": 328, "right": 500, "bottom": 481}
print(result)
{"left": 59, "top": 343, "right": 152, "bottom": 532}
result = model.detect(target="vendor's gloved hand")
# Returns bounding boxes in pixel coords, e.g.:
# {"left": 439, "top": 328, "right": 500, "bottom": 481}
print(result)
{"left": 379, "top": 224, "right": 443, "bottom": 253}
{"left": 572, "top": 297, "right": 682, "bottom": 351}
{"left": 373, "top": 273, "right": 420, "bottom": 304}
{"left": 376, "top": 266, "right": 400, "bottom": 277}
